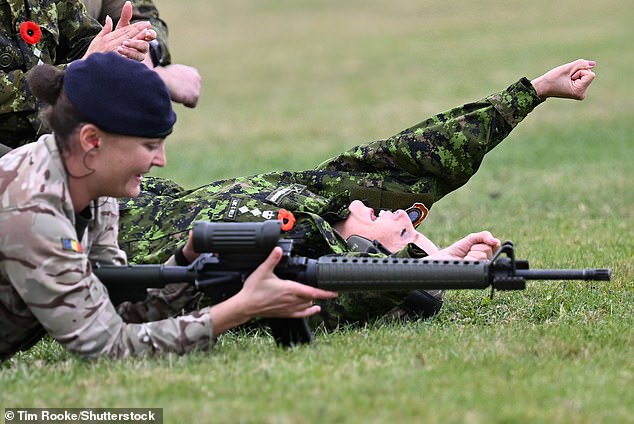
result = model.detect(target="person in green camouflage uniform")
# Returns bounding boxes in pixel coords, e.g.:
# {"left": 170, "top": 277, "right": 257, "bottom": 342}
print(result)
{"left": 117, "top": 59, "right": 597, "bottom": 327}
{"left": 0, "top": 53, "right": 335, "bottom": 361}
{"left": 0, "top": 0, "right": 156, "bottom": 149}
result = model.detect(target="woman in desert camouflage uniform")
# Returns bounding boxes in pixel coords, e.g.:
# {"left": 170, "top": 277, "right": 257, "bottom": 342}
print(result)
{"left": 0, "top": 52, "right": 335, "bottom": 361}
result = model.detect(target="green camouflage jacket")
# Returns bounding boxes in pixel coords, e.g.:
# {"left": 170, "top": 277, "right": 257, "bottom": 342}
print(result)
{"left": 118, "top": 78, "right": 542, "bottom": 326}
{"left": 120, "top": 78, "right": 542, "bottom": 264}
{"left": 0, "top": 134, "right": 214, "bottom": 361}
{"left": 0, "top": 0, "right": 101, "bottom": 148}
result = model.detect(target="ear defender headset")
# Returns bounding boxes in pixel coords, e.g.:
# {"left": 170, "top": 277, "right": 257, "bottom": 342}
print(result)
{"left": 405, "top": 203, "right": 429, "bottom": 227}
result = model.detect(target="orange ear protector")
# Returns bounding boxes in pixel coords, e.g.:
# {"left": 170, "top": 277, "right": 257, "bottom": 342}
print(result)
{"left": 405, "top": 202, "right": 429, "bottom": 227}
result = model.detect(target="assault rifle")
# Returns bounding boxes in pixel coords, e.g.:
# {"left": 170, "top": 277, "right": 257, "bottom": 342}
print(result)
{"left": 95, "top": 220, "right": 611, "bottom": 346}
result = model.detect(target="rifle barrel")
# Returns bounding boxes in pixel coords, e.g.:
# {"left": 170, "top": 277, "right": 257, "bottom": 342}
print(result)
{"left": 516, "top": 268, "right": 611, "bottom": 281}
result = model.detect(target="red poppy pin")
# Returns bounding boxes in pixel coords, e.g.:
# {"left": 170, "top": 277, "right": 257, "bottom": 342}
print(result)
{"left": 19, "top": 21, "right": 42, "bottom": 45}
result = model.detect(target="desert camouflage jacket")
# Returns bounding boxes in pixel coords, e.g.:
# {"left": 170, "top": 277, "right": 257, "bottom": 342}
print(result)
{"left": 0, "top": 0, "right": 102, "bottom": 148}
{"left": 119, "top": 78, "right": 543, "bottom": 264}
{"left": 0, "top": 134, "right": 214, "bottom": 361}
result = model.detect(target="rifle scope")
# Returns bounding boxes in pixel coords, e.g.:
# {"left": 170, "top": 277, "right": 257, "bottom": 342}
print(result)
{"left": 192, "top": 220, "right": 281, "bottom": 253}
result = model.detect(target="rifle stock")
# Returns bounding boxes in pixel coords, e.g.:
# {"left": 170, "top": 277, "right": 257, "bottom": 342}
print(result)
{"left": 95, "top": 221, "right": 611, "bottom": 346}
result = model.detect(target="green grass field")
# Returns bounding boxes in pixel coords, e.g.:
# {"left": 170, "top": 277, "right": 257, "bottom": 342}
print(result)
{"left": 2, "top": 0, "right": 633, "bottom": 423}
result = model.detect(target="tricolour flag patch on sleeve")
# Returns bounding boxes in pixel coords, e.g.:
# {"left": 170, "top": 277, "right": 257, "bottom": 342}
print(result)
{"left": 61, "top": 238, "right": 83, "bottom": 253}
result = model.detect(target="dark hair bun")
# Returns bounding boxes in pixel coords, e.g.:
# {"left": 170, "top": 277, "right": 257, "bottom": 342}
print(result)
{"left": 26, "top": 64, "right": 64, "bottom": 105}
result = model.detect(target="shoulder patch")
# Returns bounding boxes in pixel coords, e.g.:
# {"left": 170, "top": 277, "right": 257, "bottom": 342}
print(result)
{"left": 265, "top": 184, "right": 306, "bottom": 205}
{"left": 61, "top": 238, "right": 83, "bottom": 253}
{"left": 225, "top": 197, "right": 242, "bottom": 220}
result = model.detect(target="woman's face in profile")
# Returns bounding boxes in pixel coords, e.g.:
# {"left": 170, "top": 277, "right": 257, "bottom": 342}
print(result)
{"left": 333, "top": 200, "right": 421, "bottom": 252}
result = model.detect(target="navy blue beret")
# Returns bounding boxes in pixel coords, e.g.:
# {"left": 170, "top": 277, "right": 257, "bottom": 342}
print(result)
{"left": 64, "top": 52, "right": 176, "bottom": 138}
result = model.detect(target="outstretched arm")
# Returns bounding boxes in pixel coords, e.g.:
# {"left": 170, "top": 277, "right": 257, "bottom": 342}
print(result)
{"left": 312, "top": 59, "right": 597, "bottom": 213}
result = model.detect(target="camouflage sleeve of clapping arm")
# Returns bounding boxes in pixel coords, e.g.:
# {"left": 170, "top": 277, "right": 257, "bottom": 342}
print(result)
{"left": 1, "top": 202, "right": 214, "bottom": 359}
{"left": 55, "top": 0, "right": 103, "bottom": 62}
{"left": 315, "top": 78, "right": 543, "bottom": 208}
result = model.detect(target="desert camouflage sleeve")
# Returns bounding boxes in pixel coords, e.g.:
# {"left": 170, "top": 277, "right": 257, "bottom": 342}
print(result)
{"left": 0, "top": 198, "right": 215, "bottom": 359}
